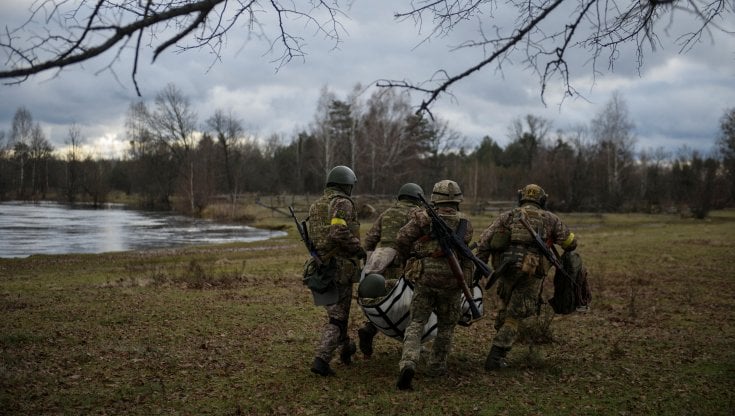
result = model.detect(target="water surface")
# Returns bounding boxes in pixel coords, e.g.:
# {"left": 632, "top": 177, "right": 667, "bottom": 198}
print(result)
{"left": 0, "top": 202, "right": 285, "bottom": 258}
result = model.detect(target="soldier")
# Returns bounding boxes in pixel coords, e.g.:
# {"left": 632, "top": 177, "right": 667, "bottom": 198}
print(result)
{"left": 393, "top": 180, "right": 474, "bottom": 390}
{"left": 476, "top": 184, "right": 578, "bottom": 371}
{"left": 357, "top": 182, "right": 424, "bottom": 358}
{"left": 307, "top": 165, "right": 365, "bottom": 376}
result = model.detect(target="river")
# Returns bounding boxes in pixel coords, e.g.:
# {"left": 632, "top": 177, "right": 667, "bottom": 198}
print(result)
{"left": 0, "top": 201, "right": 286, "bottom": 258}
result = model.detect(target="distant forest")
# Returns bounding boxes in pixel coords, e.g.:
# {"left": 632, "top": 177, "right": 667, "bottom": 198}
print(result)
{"left": 2, "top": 84, "right": 734, "bottom": 219}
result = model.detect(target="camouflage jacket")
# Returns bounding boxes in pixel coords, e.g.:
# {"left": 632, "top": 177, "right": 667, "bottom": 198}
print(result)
{"left": 364, "top": 200, "right": 420, "bottom": 251}
{"left": 476, "top": 203, "right": 576, "bottom": 271}
{"left": 307, "top": 187, "right": 362, "bottom": 260}
{"left": 394, "top": 206, "right": 473, "bottom": 289}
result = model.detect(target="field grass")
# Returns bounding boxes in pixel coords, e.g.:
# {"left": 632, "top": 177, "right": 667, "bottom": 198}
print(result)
{"left": 1, "top": 207, "right": 734, "bottom": 415}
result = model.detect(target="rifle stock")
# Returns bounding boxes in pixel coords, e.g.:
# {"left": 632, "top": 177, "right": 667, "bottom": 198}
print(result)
{"left": 289, "top": 206, "right": 322, "bottom": 266}
{"left": 416, "top": 193, "right": 484, "bottom": 320}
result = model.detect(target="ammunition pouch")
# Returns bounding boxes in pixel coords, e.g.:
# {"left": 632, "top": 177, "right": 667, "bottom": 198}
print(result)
{"left": 334, "top": 257, "right": 360, "bottom": 284}
{"left": 302, "top": 257, "right": 338, "bottom": 293}
{"left": 520, "top": 252, "right": 541, "bottom": 276}
{"left": 503, "top": 246, "right": 545, "bottom": 278}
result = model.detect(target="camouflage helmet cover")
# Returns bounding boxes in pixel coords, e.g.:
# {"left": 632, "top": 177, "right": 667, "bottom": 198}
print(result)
{"left": 397, "top": 182, "right": 424, "bottom": 201}
{"left": 518, "top": 184, "right": 548, "bottom": 207}
{"left": 431, "top": 179, "right": 463, "bottom": 204}
{"left": 358, "top": 273, "right": 386, "bottom": 298}
{"left": 326, "top": 165, "right": 357, "bottom": 186}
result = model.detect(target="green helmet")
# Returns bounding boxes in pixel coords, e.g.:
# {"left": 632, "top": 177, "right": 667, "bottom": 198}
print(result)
{"left": 358, "top": 273, "right": 386, "bottom": 298}
{"left": 326, "top": 165, "right": 357, "bottom": 186}
{"left": 398, "top": 182, "right": 424, "bottom": 201}
{"left": 517, "top": 184, "right": 547, "bottom": 208}
{"left": 431, "top": 179, "right": 463, "bottom": 204}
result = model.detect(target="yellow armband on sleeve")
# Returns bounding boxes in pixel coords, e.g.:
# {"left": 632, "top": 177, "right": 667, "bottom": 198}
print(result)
{"left": 561, "top": 232, "right": 576, "bottom": 249}
{"left": 331, "top": 218, "right": 347, "bottom": 226}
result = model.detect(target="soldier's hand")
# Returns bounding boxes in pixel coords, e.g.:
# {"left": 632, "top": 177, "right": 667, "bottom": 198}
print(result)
{"left": 356, "top": 247, "right": 367, "bottom": 260}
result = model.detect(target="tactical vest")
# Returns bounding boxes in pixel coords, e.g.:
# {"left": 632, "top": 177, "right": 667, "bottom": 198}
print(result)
{"left": 504, "top": 205, "right": 549, "bottom": 276}
{"left": 413, "top": 210, "right": 469, "bottom": 289}
{"left": 308, "top": 189, "right": 359, "bottom": 259}
{"left": 376, "top": 201, "right": 416, "bottom": 249}
{"left": 509, "top": 206, "right": 546, "bottom": 248}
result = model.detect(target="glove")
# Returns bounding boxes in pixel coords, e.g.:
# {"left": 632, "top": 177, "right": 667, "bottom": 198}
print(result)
{"left": 356, "top": 246, "right": 367, "bottom": 260}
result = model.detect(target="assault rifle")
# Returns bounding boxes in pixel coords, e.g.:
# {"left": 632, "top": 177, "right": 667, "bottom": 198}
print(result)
{"left": 417, "top": 193, "right": 489, "bottom": 320}
{"left": 518, "top": 216, "right": 575, "bottom": 285}
{"left": 288, "top": 206, "right": 322, "bottom": 266}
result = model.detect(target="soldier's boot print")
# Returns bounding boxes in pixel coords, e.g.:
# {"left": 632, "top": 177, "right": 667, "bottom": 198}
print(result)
{"left": 484, "top": 345, "right": 510, "bottom": 371}
{"left": 339, "top": 340, "right": 357, "bottom": 365}
{"left": 311, "top": 357, "right": 336, "bottom": 377}
{"left": 357, "top": 323, "right": 378, "bottom": 358}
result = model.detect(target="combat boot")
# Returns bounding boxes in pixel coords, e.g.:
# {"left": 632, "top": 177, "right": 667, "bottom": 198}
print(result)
{"left": 396, "top": 365, "right": 415, "bottom": 391}
{"left": 339, "top": 340, "right": 357, "bottom": 365}
{"left": 484, "top": 345, "right": 510, "bottom": 371}
{"left": 357, "top": 323, "right": 378, "bottom": 358}
{"left": 311, "top": 357, "right": 335, "bottom": 377}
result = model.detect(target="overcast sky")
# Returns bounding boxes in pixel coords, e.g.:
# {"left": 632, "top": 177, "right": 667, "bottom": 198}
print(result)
{"left": 1, "top": 1, "right": 733, "bottom": 159}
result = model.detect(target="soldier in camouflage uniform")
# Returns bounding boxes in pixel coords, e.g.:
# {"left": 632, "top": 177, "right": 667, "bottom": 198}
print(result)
{"left": 307, "top": 165, "right": 366, "bottom": 376}
{"left": 476, "top": 184, "right": 578, "bottom": 371}
{"left": 357, "top": 182, "right": 424, "bottom": 358}
{"left": 393, "top": 180, "right": 474, "bottom": 390}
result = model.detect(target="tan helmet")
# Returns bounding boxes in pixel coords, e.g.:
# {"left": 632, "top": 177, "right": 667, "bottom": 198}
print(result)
{"left": 517, "top": 184, "right": 547, "bottom": 207}
{"left": 431, "top": 180, "right": 463, "bottom": 204}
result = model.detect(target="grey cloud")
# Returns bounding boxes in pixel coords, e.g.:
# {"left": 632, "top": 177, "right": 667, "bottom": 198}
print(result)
{"left": 1, "top": 0, "right": 733, "bottom": 159}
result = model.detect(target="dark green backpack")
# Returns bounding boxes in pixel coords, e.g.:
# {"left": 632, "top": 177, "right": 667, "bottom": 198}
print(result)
{"left": 548, "top": 251, "right": 592, "bottom": 314}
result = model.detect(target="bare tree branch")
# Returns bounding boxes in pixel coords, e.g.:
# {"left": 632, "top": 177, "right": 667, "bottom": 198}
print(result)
{"left": 0, "top": 0, "right": 349, "bottom": 93}
{"left": 380, "top": 0, "right": 733, "bottom": 114}
{"left": 1, "top": 0, "right": 732, "bottom": 108}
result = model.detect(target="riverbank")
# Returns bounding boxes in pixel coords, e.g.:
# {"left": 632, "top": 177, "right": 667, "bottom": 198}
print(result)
{"left": 1, "top": 211, "right": 734, "bottom": 414}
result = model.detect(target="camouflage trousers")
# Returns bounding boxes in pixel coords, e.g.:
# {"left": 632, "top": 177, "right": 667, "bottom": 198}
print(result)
{"left": 492, "top": 270, "right": 543, "bottom": 349}
{"left": 399, "top": 284, "right": 461, "bottom": 375}
{"left": 315, "top": 282, "right": 353, "bottom": 363}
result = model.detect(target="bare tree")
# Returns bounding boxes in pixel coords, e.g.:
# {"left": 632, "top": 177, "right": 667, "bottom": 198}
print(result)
{"left": 379, "top": 0, "right": 734, "bottom": 114}
{"left": 64, "top": 125, "right": 85, "bottom": 203}
{"left": 125, "top": 101, "right": 176, "bottom": 209}
{"left": 359, "top": 88, "right": 419, "bottom": 193}
{"left": 590, "top": 91, "right": 637, "bottom": 210}
{"left": 148, "top": 84, "right": 198, "bottom": 157}
{"left": 147, "top": 83, "right": 198, "bottom": 212}
{"left": 206, "top": 109, "right": 245, "bottom": 199}
{"left": 0, "top": 1, "right": 348, "bottom": 95}
{"left": 312, "top": 87, "right": 338, "bottom": 175}
{"left": 9, "top": 107, "right": 34, "bottom": 197}
{"left": 28, "top": 124, "right": 54, "bottom": 197}
{"left": 126, "top": 101, "right": 154, "bottom": 159}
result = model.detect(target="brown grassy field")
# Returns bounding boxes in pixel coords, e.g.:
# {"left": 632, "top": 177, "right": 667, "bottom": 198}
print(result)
{"left": 1, "top": 204, "right": 734, "bottom": 415}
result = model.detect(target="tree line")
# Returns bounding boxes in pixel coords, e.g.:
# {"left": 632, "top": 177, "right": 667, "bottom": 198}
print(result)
{"left": 1, "top": 84, "right": 734, "bottom": 219}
